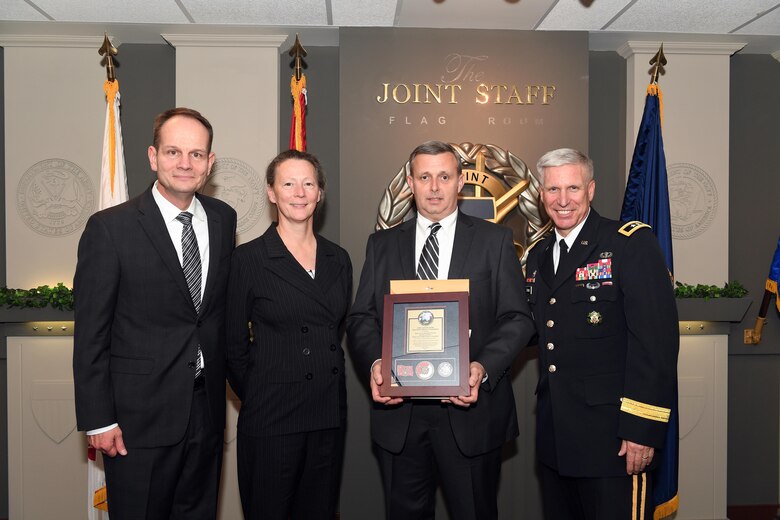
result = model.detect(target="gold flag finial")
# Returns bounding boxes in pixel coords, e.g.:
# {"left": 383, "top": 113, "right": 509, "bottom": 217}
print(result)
{"left": 287, "top": 34, "right": 307, "bottom": 81}
{"left": 649, "top": 43, "right": 667, "bottom": 85}
{"left": 99, "top": 33, "right": 118, "bottom": 82}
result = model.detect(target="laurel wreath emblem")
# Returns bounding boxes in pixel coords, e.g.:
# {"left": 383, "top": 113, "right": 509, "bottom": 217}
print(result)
{"left": 375, "top": 142, "right": 551, "bottom": 265}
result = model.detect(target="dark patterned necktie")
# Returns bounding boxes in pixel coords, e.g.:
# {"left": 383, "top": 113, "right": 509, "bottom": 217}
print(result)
{"left": 556, "top": 238, "right": 568, "bottom": 274}
{"left": 176, "top": 212, "right": 202, "bottom": 378}
{"left": 417, "top": 222, "right": 442, "bottom": 280}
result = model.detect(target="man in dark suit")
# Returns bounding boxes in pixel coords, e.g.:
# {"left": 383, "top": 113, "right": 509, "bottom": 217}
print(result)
{"left": 73, "top": 107, "right": 237, "bottom": 519}
{"left": 347, "top": 141, "right": 535, "bottom": 520}
{"left": 524, "top": 148, "right": 678, "bottom": 520}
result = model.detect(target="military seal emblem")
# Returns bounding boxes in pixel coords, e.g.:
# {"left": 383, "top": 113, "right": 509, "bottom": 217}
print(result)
{"left": 16, "top": 159, "right": 95, "bottom": 237}
{"left": 668, "top": 162, "right": 718, "bottom": 240}
{"left": 200, "top": 157, "right": 266, "bottom": 235}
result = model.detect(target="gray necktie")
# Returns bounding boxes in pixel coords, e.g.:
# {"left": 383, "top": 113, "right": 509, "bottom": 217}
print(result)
{"left": 176, "top": 212, "right": 202, "bottom": 378}
{"left": 417, "top": 222, "right": 442, "bottom": 280}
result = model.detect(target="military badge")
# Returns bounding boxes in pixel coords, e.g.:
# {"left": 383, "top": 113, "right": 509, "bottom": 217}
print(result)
{"left": 587, "top": 311, "right": 603, "bottom": 325}
{"left": 599, "top": 251, "right": 613, "bottom": 259}
{"left": 415, "top": 361, "right": 434, "bottom": 380}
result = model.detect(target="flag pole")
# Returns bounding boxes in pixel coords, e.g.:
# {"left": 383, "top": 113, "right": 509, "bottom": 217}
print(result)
{"left": 744, "top": 236, "right": 780, "bottom": 344}
{"left": 287, "top": 34, "right": 308, "bottom": 152}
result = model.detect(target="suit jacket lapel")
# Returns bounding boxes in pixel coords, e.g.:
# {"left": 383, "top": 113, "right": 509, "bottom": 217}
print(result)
{"left": 538, "top": 235, "right": 556, "bottom": 288}
{"left": 398, "top": 219, "right": 417, "bottom": 280}
{"left": 199, "top": 195, "right": 224, "bottom": 316}
{"left": 312, "top": 236, "right": 345, "bottom": 304}
{"left": 263, "top": 226, "right": 343, "bottom": 317}
{"left": 447, "top": 212, "right": 475, "bottom": 280}
{"left": 137, "top": 190, "right": 195, "bottom": 311}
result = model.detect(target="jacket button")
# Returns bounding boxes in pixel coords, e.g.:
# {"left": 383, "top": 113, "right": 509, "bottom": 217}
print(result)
{"left": 549, "top": 297, "right": 556, "bottom": 305}
{"left": 329, "top": 344, "right": 337, "bottom": 351}
{"left": 196, "top": 319, "right": 202, "bottom": 327}
{"left": 328, "top": 324, "right": 335, "bottom": 329}
{"left": 301, "top": 326, "right": 309, "bottom": 333}
{"left": 548, "top": 365, "right": 557, "bottom": 373}
{"left": 187, "top": 361, "right": 196, "bottom": 369}
{"left": 546, "top": 342, "right": 554, "bottom": 350}
{"left": 332, "top": 367, "right": 339, "bottom": 375}
{"left": 546, "top": 320, "right": 554, "bottom": 328}
{"left": 302, "top": 348, "right": 311, "bottom": 356}
{"left": 589, "top": 295, "right": 596, "bottom": 302}
{"left": 305, "top": 373, "right": 313, "bottom": 380}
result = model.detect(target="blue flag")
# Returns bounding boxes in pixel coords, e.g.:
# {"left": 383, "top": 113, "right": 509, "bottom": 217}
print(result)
{"left": 768, "top": 236, "right": 780, "bottom": 313}
{"left": 620, "top": 83, "right": 679, "bottom": 519}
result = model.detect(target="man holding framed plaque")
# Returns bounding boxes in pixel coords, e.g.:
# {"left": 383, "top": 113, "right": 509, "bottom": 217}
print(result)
{"left": 348, "top": 141, "right": 535, "bottom": 520}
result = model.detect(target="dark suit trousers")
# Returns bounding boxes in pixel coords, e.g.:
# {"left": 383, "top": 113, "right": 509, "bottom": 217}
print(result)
{"left": 375, "top": 403, "right": 502, "bottom": 520}
{"left": 539, "top": 462, "right": 654, "bottom": 520}
{"left": 237, "top": 425, "right": 345, "bottom": 520}
{"left": 103, "top": 378, "right": 223, "bottom": 520}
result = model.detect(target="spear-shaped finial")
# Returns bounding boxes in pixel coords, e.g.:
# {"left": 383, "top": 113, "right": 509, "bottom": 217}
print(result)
{"left": 287, "top": 34, "right": 307, "bottom": 81}
{"left": 98, "top": 33, "right": 118, "bottom": 82}
{"left": 649, "top": 43, "right": 667, "bottom": 85}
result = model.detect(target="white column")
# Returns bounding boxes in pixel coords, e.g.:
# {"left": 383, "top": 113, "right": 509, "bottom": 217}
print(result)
{"left": 162, "top": 34, "right": 287, "bottom": 245}
{"left": 1, "top": 35, "right": 107, "bottom": 288}
{"left": 620, "top": 40, "right": 745, "bottom": 520}
{"left": 160, "top": 32, "right": 287, "bottom": 520}
{"left": 619, "top": 41, "right": 744, "bottom": 285}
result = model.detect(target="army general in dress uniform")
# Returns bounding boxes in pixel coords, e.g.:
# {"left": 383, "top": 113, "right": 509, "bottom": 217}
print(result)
{"left": 525, "top": 148, "right": 679, "bottom": 520}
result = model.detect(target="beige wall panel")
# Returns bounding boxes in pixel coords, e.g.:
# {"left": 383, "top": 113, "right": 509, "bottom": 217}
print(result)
{"left": 163, "top": 34, "right": 286, "bottom": 518}
{"left": 7, "top": 336, "right": 86, "bottom": 519}
{"left": 165, "top": 35, "right": 287, "bottom": 245}
{"left": 3, "top": 42, "right": 104, "bottom": 288}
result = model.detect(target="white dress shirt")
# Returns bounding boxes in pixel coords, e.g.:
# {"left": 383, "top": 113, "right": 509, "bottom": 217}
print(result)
{"left": 553, "top": 209, "right": 590, "bottom": 274}
{"left": 415, "top": 210, "right": 458, "bottom": 280}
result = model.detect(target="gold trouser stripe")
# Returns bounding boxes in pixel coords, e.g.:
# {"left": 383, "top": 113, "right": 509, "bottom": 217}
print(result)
{"left": 621, "top": 397, "right": 671, "bottom": 422}
{"left": 632, "top": 473, "right": 647, "bottom": 520}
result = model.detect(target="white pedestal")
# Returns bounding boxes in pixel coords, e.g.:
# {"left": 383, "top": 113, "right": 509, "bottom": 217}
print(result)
{"left": 677, "top": 323, "right": 730, "bottom": 520}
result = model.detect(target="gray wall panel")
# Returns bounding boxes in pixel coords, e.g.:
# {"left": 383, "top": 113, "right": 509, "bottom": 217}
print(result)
{"left": 727, "top": 53, "right": 780, "bottom": 505}
{"left": 588, "top": 51, "right": 626, "bottom": 220}
{"left": 278, "top": 46, "right": 340, "bottom": 243}
{"left": 115, "top": 43, "right": 175, "bottom": 197}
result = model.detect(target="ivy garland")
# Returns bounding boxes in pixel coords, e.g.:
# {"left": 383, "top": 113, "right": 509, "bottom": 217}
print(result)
{"left": 674, "top": 280, "right": 748, "bottom": 299}
{"left": 0, "top": 283, "right": 74, "bottom": 311}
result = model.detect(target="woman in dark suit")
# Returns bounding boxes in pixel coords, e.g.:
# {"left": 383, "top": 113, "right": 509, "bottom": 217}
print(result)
{"left": 226, "top": 149, "right": 352, "bottom": 520}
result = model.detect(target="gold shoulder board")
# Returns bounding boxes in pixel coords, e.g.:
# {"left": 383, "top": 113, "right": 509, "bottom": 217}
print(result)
{"left": 618, "top": 221, "right": 651, "bottom": 237}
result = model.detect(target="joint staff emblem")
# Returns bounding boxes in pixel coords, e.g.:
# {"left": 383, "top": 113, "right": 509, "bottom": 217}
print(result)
{"left": 376, "top": 142, "right": 551, "bottom": 266}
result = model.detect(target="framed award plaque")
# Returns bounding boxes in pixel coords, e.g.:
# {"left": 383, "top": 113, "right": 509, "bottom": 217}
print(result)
{"left": 380, "top": 291, "right": 469, "bottom": 398}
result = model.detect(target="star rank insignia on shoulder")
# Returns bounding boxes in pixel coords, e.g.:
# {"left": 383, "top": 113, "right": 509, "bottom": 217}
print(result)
{"left": 618, "top": 221, "right": 651, "bottom": 237}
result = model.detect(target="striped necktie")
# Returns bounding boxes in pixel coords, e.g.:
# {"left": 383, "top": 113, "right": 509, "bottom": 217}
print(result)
{"left": 176, "top": 211, "right": 202, "bottom": 378}
{"left": 417, "top": 222, "right": 442, "bottom": 280}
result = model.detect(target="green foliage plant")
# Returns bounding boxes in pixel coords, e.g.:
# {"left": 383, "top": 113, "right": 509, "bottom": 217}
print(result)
{"left": 674, "top": 280, "right": 748, "bottom": 299}
{"left": 0, "top": 283, "right": 74, "bottom": 311}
